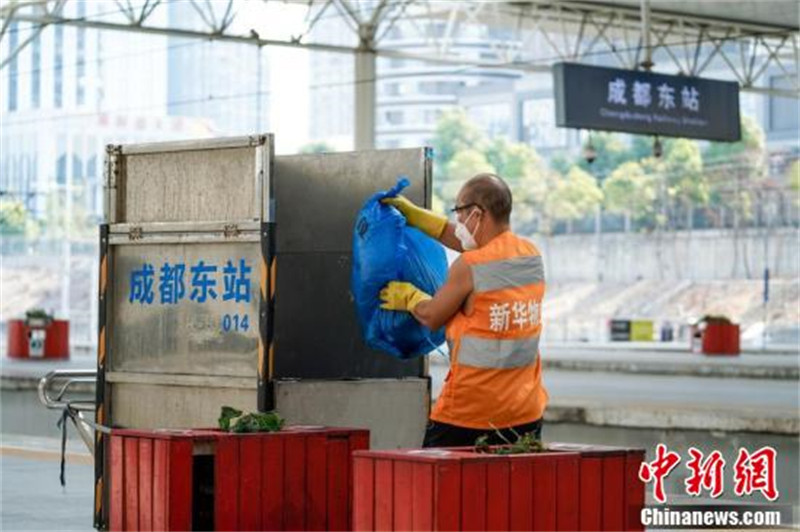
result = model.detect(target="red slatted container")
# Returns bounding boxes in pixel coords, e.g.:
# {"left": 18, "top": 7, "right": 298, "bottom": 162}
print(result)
{"left": 548, "top": 443, "right": 646, "bottom": 532}
{"left": 702, "top": 323, "right": 741, "bottom": 355}
{"left": 109, "top": 426, "right": 369, "bottom": 531}
{"left": 353, "top": 443, "right": 646, "bottom": 532}
{"left": 353, "top": 447, "right": 581, "bottom": 532}
{"left": 6, "top": 319, "right": 70, "bottom": 359}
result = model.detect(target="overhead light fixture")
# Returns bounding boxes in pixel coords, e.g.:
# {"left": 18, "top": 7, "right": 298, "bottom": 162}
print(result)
{"left": 653, "top": 136, "right": 663, "bottom": 158}
{"left": 583, "top": 134, "right": 597, "bottom": 164}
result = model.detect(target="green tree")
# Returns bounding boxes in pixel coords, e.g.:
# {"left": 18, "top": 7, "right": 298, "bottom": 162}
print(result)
{"left": 603, "top": 161, "right": 657, "bottom": 227}
{"left": 299, "top": 142, "right": 335, "bottom": 154}
{"left": 549, "top": 152, "right": 572, "bottom": 175}
{"left": 703, "top": 117, "right": 767, "bottom": 277}
{"left": 430, "top": 192, "right": 446, "bottom": 216}
{"left": 578, "top": 132, "right": 632, "bottom": 180}
{"left": 430, "top": 109, "right": 489, "bottom": 208}
{"left": 703, "top": 116, "right": 767, "bottom": 222}
{"left": 42, "top": 191, "right": 95, "bottom": 238}
{"left": 486, "top": 137, "right": 542, "bottom": 180}
{"left": 432, "top": 108, "right": 487, "bottom": 179}
{"left": 485, "top": 137, "right": 550, "bottom": 233}
{"left": 697, "top": 114, "right": 768, "bottom": 277}
{"left": 512, "top": 169, "right": 558, "bottom": 235}
{"left": 441, "top": 150, "right": 496, "bottom": 201}
{"left": 0, "top": 200, "right": 28, "bottom": 234}
{"left": 664, "top": 138, "right": 707, "bottom": 205}
{"left": 639, "top": 138, "right": 708, "bottom": 230}
{"left": 629, "top": 135, "right": 657, "bottom": 161}
{"left": 639, "top": 156, "right": 669, "bottom": 229}
{"left": 789, "top": 159, "right": 800, "bottom": 206}
{"left": 704, "top": 116, "right": 766, "bottom": 170}
{"left": 446, "top": 149, "right": 495, "bottom": 178}
{"left": 545, "top": 166, "right": 603, "bottom": 221}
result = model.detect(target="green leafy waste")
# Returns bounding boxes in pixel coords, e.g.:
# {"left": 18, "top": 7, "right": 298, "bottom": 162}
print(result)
{"left": 25, "top": 308, "right": 53, "bottom": 321}
{"left": 474, "top": 427, "right": 546, "bottom": 455}
{"left": 218, "top": 406, "right": 285, "bottom": 433}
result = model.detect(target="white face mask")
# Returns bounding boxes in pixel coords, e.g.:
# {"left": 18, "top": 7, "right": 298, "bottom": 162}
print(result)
{"left": 454, "top": 209, "right": 480, "bottom": 251}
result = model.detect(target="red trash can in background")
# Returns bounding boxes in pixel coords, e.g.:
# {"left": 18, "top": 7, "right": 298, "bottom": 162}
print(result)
{"left": 702, "top": 323, "right": 740, "bottom": 356}
{"left": 6, "top": 317, "right": 69, "bottom": 360}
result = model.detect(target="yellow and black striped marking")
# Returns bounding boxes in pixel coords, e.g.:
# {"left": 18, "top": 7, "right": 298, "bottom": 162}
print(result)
{"left": 258, "top": 221, "right": 277, "bottom": 412}
{"left": 94, "top": 224, "right": 109, "bottom": 530}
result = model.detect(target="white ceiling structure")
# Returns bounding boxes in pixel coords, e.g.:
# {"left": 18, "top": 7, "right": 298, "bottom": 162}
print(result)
{"left": 1, "top": 0, "right": 797, "bottom": 147}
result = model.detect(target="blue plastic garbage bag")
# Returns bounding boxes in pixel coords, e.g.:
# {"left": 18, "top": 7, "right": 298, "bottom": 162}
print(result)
{"left": 351, "top": 177, "right": 447, "bottom": 359}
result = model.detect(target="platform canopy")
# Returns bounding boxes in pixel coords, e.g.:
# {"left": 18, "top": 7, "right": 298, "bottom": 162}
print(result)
{"left": 2, "top": 0, "right": 797, "bottom": 147}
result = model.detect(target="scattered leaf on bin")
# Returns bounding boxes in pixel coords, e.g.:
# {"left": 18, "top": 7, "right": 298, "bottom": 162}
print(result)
{"left": 25, "top": 308, "right": 53, "bottom": 321}
{"left": 473, "top": 429, "right": 545, "bottom": 455}
{"left": 474, "top": 434, "right": 491, "bottom": 453}
{"left": 696, "top": 314, "right": 733, "bottom": 325}
{"left": 218, "top": 407, "right": 285, "bottom": 433}
{"left": 218, "top": 406, "right": 243, "bottom": 431}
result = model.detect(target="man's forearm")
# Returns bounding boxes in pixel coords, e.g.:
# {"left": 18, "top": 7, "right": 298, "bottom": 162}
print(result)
{"left": 439, "top": 222, "right": 464, "bottom": 252}
{"left": 411, "top": 300, "right": 447, "bottom": 331}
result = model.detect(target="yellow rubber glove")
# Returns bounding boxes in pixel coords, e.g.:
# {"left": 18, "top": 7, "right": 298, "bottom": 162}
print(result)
{"left": 380, "top": 281, "right": 432, "bottom": 312}
{"left": 381, "top": 195, "right": 447, "bottom": 239}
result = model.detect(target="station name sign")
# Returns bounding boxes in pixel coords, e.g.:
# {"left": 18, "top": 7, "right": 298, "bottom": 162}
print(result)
{"left": 553, "top": 62, "right": 741, "bottom": 142}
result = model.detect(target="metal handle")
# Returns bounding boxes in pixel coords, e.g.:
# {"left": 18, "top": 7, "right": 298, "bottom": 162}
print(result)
{"left": 38, "top": 369, "right": 97, "bottom": 412}
{"left": 38, "top": 369, "right": 99, "bottom": 455}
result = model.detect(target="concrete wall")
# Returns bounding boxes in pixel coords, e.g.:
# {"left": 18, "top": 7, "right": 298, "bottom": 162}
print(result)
{"left": 536, "top": 228, "right": 800, "bottom": 282}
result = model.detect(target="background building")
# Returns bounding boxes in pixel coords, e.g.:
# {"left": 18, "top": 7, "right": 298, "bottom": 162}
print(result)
{"left": 166, "top": 0, "right": 269, "bottom": 136}
{"left": 309, "top": 17, "right": 522, "bottom": 150}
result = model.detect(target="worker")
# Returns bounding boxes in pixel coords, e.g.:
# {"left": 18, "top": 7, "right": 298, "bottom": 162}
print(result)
{"left": 380, "top": 173, "right": 548, "bottom": 447}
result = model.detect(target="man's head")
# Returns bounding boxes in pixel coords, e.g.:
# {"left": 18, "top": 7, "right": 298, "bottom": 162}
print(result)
{"left": 452, "top": 173, "right": 512, "bottom": 248}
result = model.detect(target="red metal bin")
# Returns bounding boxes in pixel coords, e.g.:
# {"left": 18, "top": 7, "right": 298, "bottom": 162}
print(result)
{"left": 6, "top": 318, "right": 69, "bottom": 360}
{"left": 108, "top": 426, "right": 369, "bottom": 531}
{"left": 548, "top": 443, "right": 646, "bottom": 531}
{"left": 353, "top": 443, "right": 645, "bottom": 532}
{"left": 702, "top": 323, "right": 740, "bottom": 355}
{"left": 353, "top": 447, "right": 581, "bottom": 531}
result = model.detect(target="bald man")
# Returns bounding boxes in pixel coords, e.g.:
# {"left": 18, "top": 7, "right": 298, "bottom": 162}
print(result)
{"left": 381, "top": 174, "right": 549, "bottom": 447}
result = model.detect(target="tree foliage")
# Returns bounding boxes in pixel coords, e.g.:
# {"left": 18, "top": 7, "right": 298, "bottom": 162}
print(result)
{"left": 577, "top": 132, "right": 632, "bottom": 180}
{"left": 545, "top": 166, "right": 603, "bottom": 221}
{"left": 431, "top": 110, "right": 547, "bottom": 225}
{"left": 703, "top": 116, "right": 767, "bottom": 222}
{"left": 603, "top": 161, "right": 657, "bottom": 223}
{"left": 788, "top": 159, "right": 800, "bottom": 206}
{"left": 432, "top": 108, "right": 487, "bottom": 180}
{"left": 299, "top": 142, "right": 335, "bottom": 154}
{"left": 663, "top": 138, "right": 708, "bottom": 205}
{"left": 704, "top": 116, "right": 766, "bottom": 171}
{"left": 0, "top": 200, "right": 28, "bottom": 234}
{"left": 429, "top": 110, "right": 774, "bottom": 235}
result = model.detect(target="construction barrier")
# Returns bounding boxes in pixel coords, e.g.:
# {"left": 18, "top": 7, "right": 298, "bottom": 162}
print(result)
{"left": 352, "top": 443, "right": 645, "bottom": 531}
{"left": 109, "top": 426, "right": 369, "bottom": 531}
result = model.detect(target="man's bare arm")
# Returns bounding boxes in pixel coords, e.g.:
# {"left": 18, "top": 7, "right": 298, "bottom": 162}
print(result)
{"left": 438, "top": 222, "right": 464, "bottom": 253}
{"left": 411, "top": 258, "right": 472, "bottom": 330}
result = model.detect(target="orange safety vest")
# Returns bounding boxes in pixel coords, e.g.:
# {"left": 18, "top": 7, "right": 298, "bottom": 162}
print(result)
{"left": 431, "top": 230, "right": 549, "bottom": 430}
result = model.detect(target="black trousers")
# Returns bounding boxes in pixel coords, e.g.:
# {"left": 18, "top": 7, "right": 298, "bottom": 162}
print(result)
{"left": 422, "top": 418, "right": 543, "bottom": 448}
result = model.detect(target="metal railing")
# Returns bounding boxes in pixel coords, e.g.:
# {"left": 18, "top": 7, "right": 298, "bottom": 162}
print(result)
{"left": 38, "top": 369, "right": 97, "bottom": 455}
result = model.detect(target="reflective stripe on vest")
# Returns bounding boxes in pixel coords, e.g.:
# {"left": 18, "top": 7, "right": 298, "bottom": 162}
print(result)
{"left": 471, "top": 255, "right": 544, "bottom": 293}
{"left": 457, "top": 335, "right": 540, "bottom": 369}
